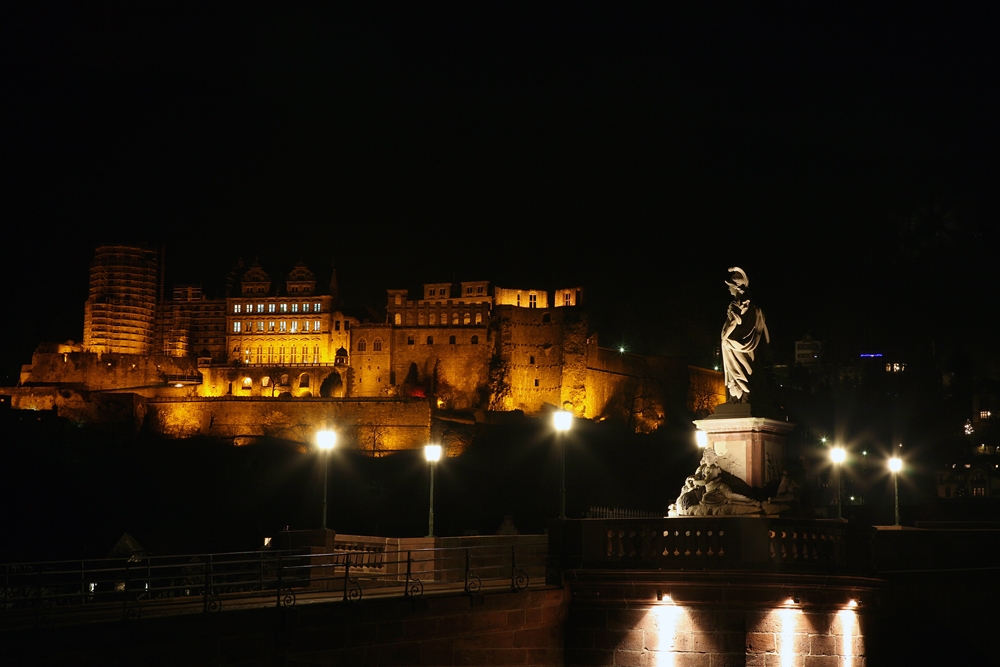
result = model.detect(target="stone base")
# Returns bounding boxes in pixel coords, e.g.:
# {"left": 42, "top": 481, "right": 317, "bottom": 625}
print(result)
{"left": 694, "top": 413, "right": 794, "bottom": 488}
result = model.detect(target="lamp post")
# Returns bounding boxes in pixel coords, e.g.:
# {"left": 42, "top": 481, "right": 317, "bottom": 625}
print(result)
{"left": 424, "top": 444, "right": 442, "bottom": 537}
{"left": 553, "top": 410, "right": 573, "bottom": 519}
{"left": 695, "top": 429, "right": 708, "bottom": 449}
{"left": 888, "top": 455, "right": 902, "bottom": 526}
{"left": 830, "top": 446, "right": 846, "bottom": 520}
{"left": 316, "top": 430, "right": 337, "bottom": 529}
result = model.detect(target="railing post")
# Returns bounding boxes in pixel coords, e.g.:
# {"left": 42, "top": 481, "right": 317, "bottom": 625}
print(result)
{"left": 342, "top": 557, "right": 351, "bottom": 602}
{"left": 275, "top": 556, "right": 283, "bottom": 609}
{"left": 404, "top": 551, "right": 412, "bottom": 597}
{"left": 202, "top": 556, "right": 211, "bottom": 613}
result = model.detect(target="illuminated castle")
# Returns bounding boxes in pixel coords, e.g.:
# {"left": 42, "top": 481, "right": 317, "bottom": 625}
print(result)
{"left": 9, "top": 246, "right": 724, "bottom": 448}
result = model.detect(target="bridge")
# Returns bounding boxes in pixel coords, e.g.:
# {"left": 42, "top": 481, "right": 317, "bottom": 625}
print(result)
{"left": 3, "top": 521, "right": 999, "bottom": 665}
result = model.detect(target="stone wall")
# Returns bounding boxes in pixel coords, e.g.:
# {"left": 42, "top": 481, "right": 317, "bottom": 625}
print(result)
{"left": 146, "top": 397, "right": 431, "bottom": 452}
{"left": 391, "top": 326, "right": 492, "bottom": 409}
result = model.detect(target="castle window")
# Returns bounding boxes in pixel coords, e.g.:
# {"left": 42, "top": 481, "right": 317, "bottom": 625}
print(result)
{"left": 279, "top": 321, "right": 287, "bottom": 332}
{"left": 358, "top": 339, "right": 367, "bottom": 351}
{"left": 279, "top": 346, "right": 285, "bottom": 363}
{"left": 314, "top": 320, "right": 321, "bottom": 331}
{"left": 463, "top": 312, "right": 470, "bottom": 325}
{"left": 439, "top": 288, "right": 446, "bottom": 296}
{"left": 256, "top": 321, "right": 263, "bottom": 332}
{"left": 303, "top": 303, "right": 310, "bottom": 313}
{"left": 449, "top": 335, "right": 456, "bottom": 345}
{"left": 542, "top": 313, "right": 551, "bottom": 323}
{"left": 408, "top": 336, "right": 414, "bottom": 345}
{"left": 405, "top": 312, "right": 413, "bottom": 325}
{"left": 344, "top": 321, "right": 350, "bottom": 330}
{"left": 302, "top": 345, "right": 308, "bottom": 362}
{"left": 418, "top": 313, "right": 426, "bottom": 325}
{"left": 516, "top": 294, "right": 521, "bottom": 307}
{"left": 564, "top": 292, "right": 571, "bottom": 305}
{"left": 335, "top": 320, "right": 340, "bottom": 331}
{"left": 267, "top": 347, "right": 274, "bottom": 363}
{"left": 313, "top": 346, "right": 319, "bottom": 363}
{"left": 291, "top": 321, "right": 298, "bottom": 333}
{"left": 280, "top": 303, "right": 288, "bottom": 313}
{"left": 452, "top": 312, "right": 459, "bottom": 325}
{"left": 529, "top": 294, "right": 537, "bottom": 308}
{"left": 314, "top": 302, "right": 322, "bottom": 312}
{"left": 234, "top": 304, "right": 242, "bottom": 313}
{"left": 466, "top": 286, "right": 473, "bottom": 295}
{"left": 475, "top": 313, "right": 482, "bottom": 324}
{"left": 233, "top": 321, "right": 241, "bottom": 333}
{"left": 242, "top": 377, "right": 252, "bottom": 389}
{"left": 373, "top": 339, "right": 382, "bottom": 351}
{"left": 291, "top": 303, "right": 299, "bottom": 313}
{"left": 427, "top": 336, "right": 434, "bottom": 345}
{"left": 268, "top": 304, "right": 276, "bottom": 313}
{"left": 256, "top": 346, "right": 262, "bottom": 364}
{"left": 268, "top": 321, "right": 275, "bottom": 332}
{"left": 395, "top": 313, "right": 401, "bottom": 325}
{"left": 262, "top": 376, "right": 271, "bottom": 387}
{"left": 530, "top": 355, "right": 535, "bottom": 364}
{"left": 244, "top": 348, "right": 251, "bottom": 364}
{"left": 429, "top": 313, "right": 437, "bottom": 326}
{"left": 303, "top": 320, "right": 310, "bottom": 332}
{"left": 471, "top": 335, "right": 478, "bottom": 345}
{"left": 395, "top": 294, "right": 402, "bottom": 306}
{"left": 534, "top": 379, "right": 539, "bottom": 387}
{"left": 291, "top": 346, "right": 297, "bottom": 364}
{"left": 299, "top": 373, "right": 310, "bottom": 388}
{"left": 257, "top": 304, "right": 264, "bottom": 313}
{"left": 477, "top": 286, "right": 483, "bottom": 294}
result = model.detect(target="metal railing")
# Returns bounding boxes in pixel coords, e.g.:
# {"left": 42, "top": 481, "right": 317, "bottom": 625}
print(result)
{"left": 1, "top": 538, "right": 547, "bottom": 629}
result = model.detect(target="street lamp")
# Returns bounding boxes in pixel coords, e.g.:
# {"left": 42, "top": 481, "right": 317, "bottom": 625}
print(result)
{"left": 316, "top": 429, "right": 337, "bottom": 530}
{"left": 424, "top": 444, "right": 443, "bottom": 537}
{"left": 830, "top": 446, "right": 846, "bottom": 520}
{"left": 553, "top": 410, "right": 573, "bottom": 519}
{"left": 695, "top": 429, "right": 708, "bottom": 449}
{"left": 888, "top": 455, "right": 902, "bottom": 526}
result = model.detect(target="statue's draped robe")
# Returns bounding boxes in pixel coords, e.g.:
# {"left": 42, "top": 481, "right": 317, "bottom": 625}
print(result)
{"left": 721, "top": 298, "right": 769, "bottom": 402}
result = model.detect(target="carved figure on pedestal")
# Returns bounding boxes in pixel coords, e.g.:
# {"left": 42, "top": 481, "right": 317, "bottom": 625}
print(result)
{"left": 721, "top": 267, "right": 772, "bottom": 410}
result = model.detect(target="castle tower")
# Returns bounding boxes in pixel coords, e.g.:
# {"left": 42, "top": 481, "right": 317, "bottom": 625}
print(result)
{"left": 285, "top": 262, "right": 316, "bottom": 296}
{"left": 83, "top": 244, "right": 159, "bottom": 355}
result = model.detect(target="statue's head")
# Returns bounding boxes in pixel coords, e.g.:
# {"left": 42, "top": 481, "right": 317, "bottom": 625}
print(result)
{"left": 725, "top": 266, "right": 749, "bottom": 297}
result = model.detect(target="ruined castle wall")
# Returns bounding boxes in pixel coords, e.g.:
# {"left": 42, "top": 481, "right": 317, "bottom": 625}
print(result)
{"left": 583, "top": 346, "right": 693, "bottom": 428}
{"left": 22, "top": 351, "right": 198, "bottom": 393}
{"left": 9, "top": 387, "right": 146, "bottom": 432}
{"left": 146, "top": 398, "right": 431, "bottom": 451}
{"left": 559, "top": 309, "right": 588, "bottom": 415}
{"left": 390, "top": 326, "right": 491, "bottom": 409}
{"left": 198, "top": 366, "right": 343, "bottom": 398}
{"left": 495, "top": 306, "right": 566, "bottom": 414}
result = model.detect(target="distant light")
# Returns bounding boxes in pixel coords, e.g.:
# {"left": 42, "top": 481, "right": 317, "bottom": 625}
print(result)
{"left": 713, "top": 365, "right": 719, "bottom": 371}
{"left": 174, "top": 383, "right": 183, "bottom": 388}
{"left": 821, "top": 437, "right": 827, "bottom": 444}
{"left": 831, "top": 446, "right": 846, "bottom": 464}
{"left": 618, "top": 346, "right": 625, "bottom": 353}
{"left": 888, "top": 456, "right": 902, "bottom": 473}
{"left": 316, "top": 430, "right": 337, "bottom": 451}
{"left": 847, "top": 599, "right": 858, "bottom": 608}
{"left": 424, "top": 444, "right": 442, "bottom": 462}
{"left": 695, "top": 429, "right": 708, "bottom": 448}
{"left": 859, "top": 353, "right": 883, "bottom": 358}
{"left": 553, "top": 410, "right": 572, "bottom": 433}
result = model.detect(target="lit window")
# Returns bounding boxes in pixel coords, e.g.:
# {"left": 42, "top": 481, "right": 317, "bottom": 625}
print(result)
{"left": 256, "top": 346, "right": 262, "bottom": 364}
{"left": 262, "top": 376, "right": 270, "bottom": 387}
{"left": 452, "top": 312, "right": 459, "bottom": 325}
{"left": 268, "top": 321, "right": 275, "bottom": 332}
{"left": 314, "top": 302, "right": 321, "bottom": 312}
{"left": 358, "top": 339, "right": 367, "bottom": 351}
{"left": 257, "top": 321, "right": 264, "bottom": 332}
{"left": 257, "top": 304, "right": 264, "bottom": 313}
{"left": 268, "top": 304, "right": 276, "bottom": 313}
{"left": 267, "top": 347, "right": 274, "bottom": 364}
{"left": 279, "top": 321, "right": 287, "bottom": 332}
{"left": 313, "top": 346, "right": 319, "bottom": 363}
{"left": 475, "top": 313, "right": 482, "bottom": 325}
{"left": 314, "top": 320, "right": 320, "bottom": 331}
{"left": 279, "top": 346, "right": 285, "bottom": 363}
{"left": 243, "top": 348, "right": 250, "bottom": 364}
{"left": 529, "top": 294, "right": 537, "bottom": 308}
{"left": 280, "top": 304, "right": 288, "bottom": 313}
{"left": 395, "top": 313, "right": 401, "bottom": 325}
{"left": 290, "top": 346, "right": 297, "bottom": 363}
{"left": 242, "top": 377, "right": 252, "bottom": 389}
{"left": 303, "top": 303, "right": 310, "bottom": 313}
{"left": 291, "top": 321, "right": 299, "bottom": 333}
{"left": 304, "top": 321, "right": 310, "bottom": 332}
{"left": 234, "top": 304, "right": 242, "bottom": 313}
{"left": 463, "top": 312, "right": 470, "bottom": 325}
{"left": 233, "top": 322, "right": 241, "bottom": 333}
{"left": 373, "top": 339, "right": 382, "bottom": 351}
{"left": 291, "top": 303, "right": 299, "bottom": 313}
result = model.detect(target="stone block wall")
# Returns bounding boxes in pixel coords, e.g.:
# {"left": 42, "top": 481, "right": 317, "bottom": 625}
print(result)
{"left": 566, "top": 603, "right": 865, "bottom": 667}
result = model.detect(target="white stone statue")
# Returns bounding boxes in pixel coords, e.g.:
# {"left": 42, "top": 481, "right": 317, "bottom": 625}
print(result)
{"left": 721, "top": 267, "right": 770, "bottom": 403}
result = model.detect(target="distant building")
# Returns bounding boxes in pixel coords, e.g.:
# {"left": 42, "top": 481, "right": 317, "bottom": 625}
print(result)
{"left": 793, "top": 335, "right": 823, "bottom": 366}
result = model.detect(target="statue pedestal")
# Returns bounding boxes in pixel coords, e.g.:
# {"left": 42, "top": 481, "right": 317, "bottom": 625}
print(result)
{"left": 695, "top": 405, "right": 794, "bottom": 488}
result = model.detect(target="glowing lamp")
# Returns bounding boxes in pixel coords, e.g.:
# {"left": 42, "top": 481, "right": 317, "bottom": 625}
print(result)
{"left": 316, "top": 430, "right": 337, "bottom": 451}
{"left": 553, "top": 410, "right": 572, "bottom": 433}
{"left": 888, "top": 456, "right": 902, "bottom": 473}
{"left": 830, "top": 446, "right": 846, "bottom": 463}
{"left": 695, "top": 429, "right": 708, "bottom": 449}
{"left": 424, "top": 444, "right": 442, "bottom": 462}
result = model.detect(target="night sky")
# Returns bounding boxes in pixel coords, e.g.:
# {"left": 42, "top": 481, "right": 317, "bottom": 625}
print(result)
{"left": 4, "top": 3, "right": 997, "bottom": 384}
